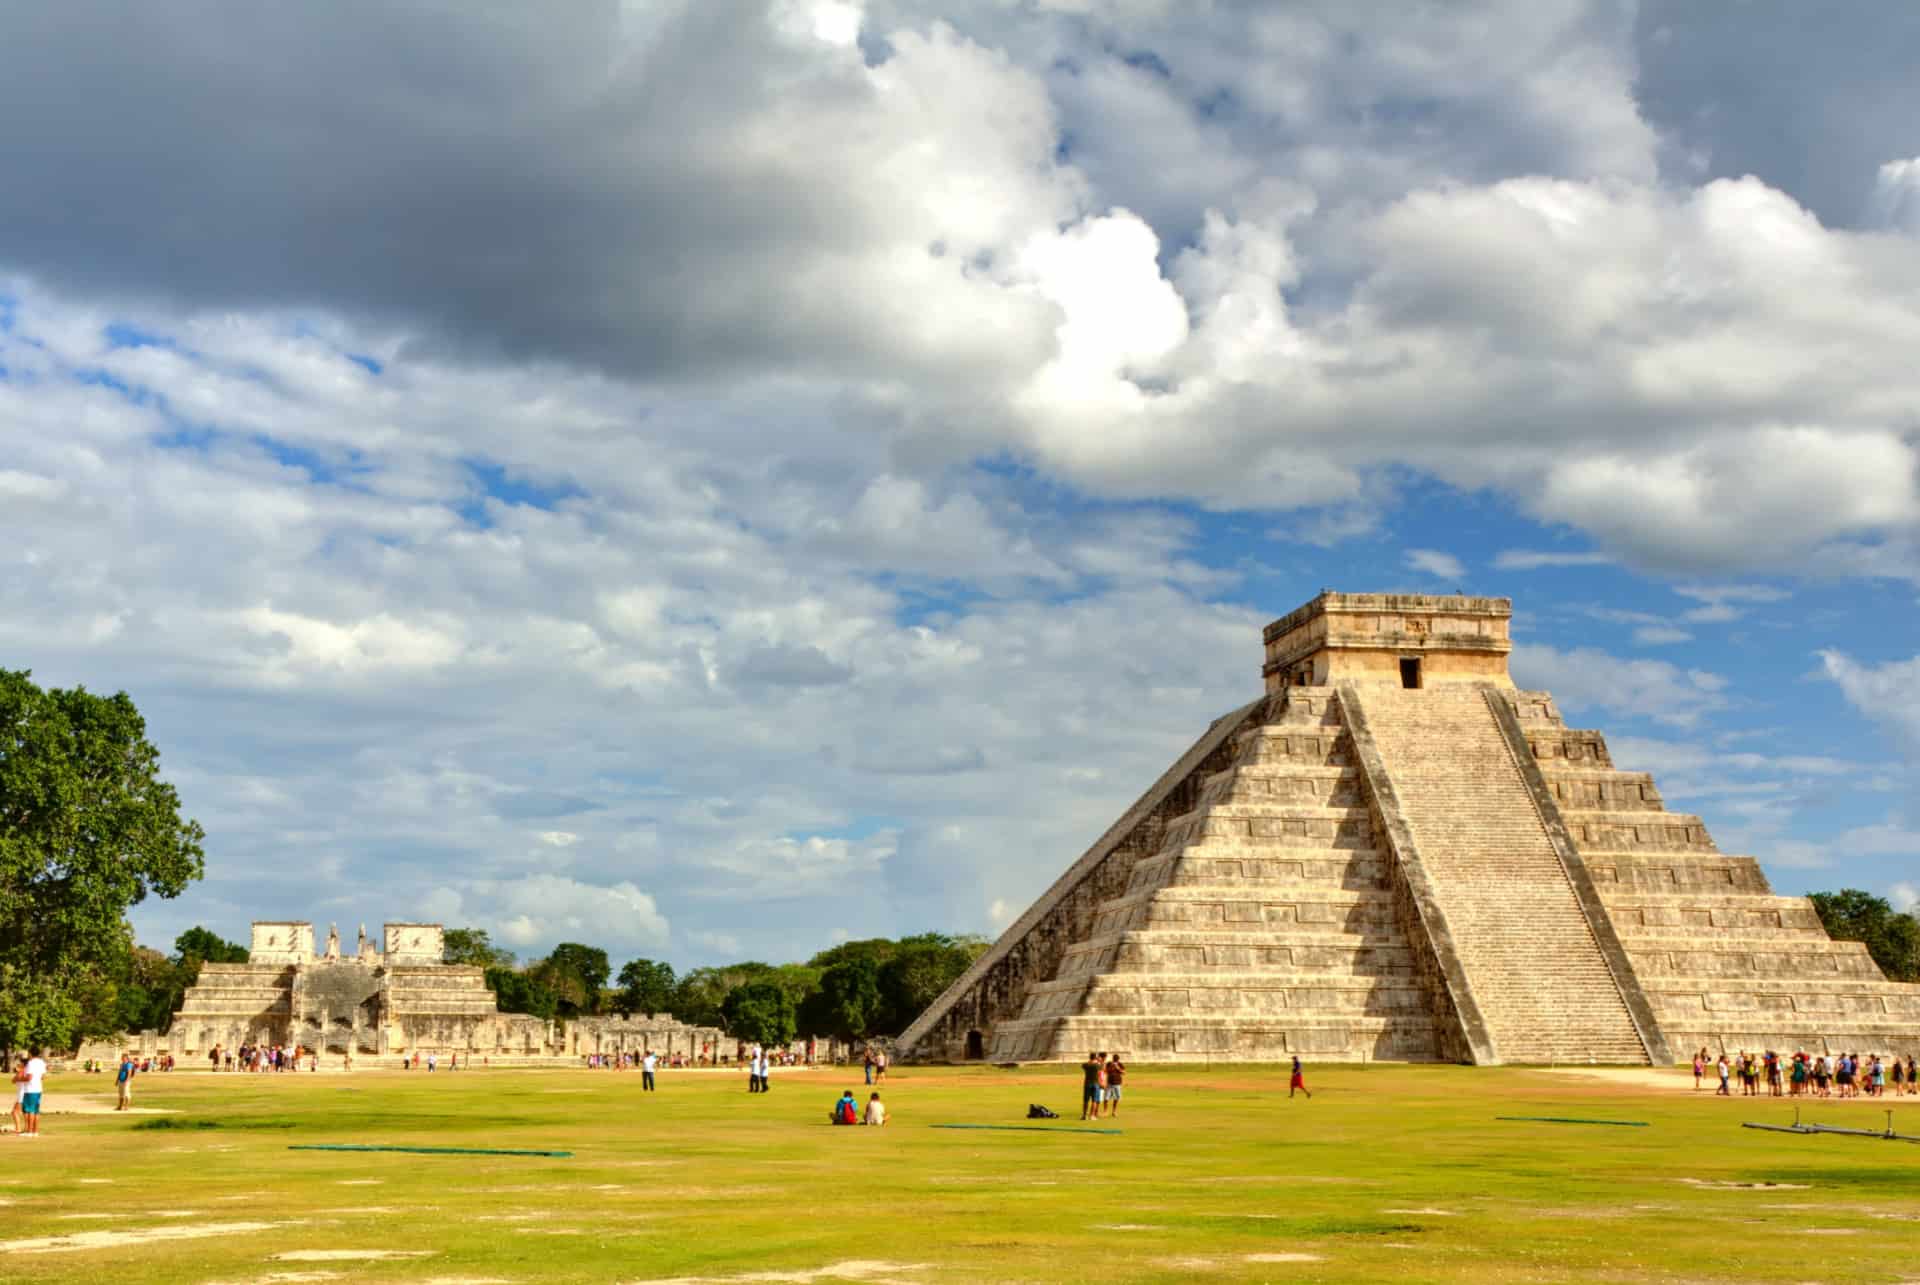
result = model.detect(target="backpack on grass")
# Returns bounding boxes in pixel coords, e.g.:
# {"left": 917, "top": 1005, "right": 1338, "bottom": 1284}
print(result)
{"left": 1026, "top": 1104, "right": 1058, "bottom": 1119}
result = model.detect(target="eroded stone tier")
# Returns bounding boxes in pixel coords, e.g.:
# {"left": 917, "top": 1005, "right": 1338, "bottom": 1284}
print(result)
{"left": 899, "top": 593, "right": 1920, "bottom": 1064}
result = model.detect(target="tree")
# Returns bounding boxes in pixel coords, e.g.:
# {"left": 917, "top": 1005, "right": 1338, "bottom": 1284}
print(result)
{"left": 806, "top": 955, "right": 881, "bottom": 1039}
{"left": 485, "top": 966, "right": 558, "bottom": 1022}
{"left": 722, "top": 980, "right": 796, "bottom": 1047}
{"left": 674, "top": 963, "right": 778, "bottom": 1027}
{"left": 443, "top": 927, "right": 514, "bottom": 969}
{"left": 0, "top": 670, "right": 205, "bottom": 1053}
{"left": 875, "top": 934, "right": 984, "bottom": 1034}
{"left": 174, "top": 926, "right": 249, "bottom": 965}
{"left": 1810, "top": 889, "right": 1920, "bottom": 983}
{"left": 544, "top": 942, "right": 611, "bottom": 1013}
{"left": 615, "top": 958, "right": 676, "bottom": 1017}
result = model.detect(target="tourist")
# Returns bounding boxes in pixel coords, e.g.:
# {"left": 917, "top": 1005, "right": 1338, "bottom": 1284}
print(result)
{"left": 1104, "top": 1055, "right": 1126, "bottom": 1117}
{"left": 116, "top": 1051, "right": 136, "bottom": 1111}
{"left": 830, "top": 1090, "right": 859, "bottom": 1125}
{"left": 1790, "top": 1052, "right": 1808, "bottom": 1096}
{"left": 760, "top": 1050, "right": 773, "bottom": 1094}
{"left": 864, "top": 1047, "right": 875, "bottom": 1085}
{"left": 864, "top": 1092, "right": 887, "bottom": 1126}
{"left": 427, "top": 1052, "right": 437, "bottom": 1073}
{"left": 1692, "top": 1049, "right": 1706, "bottom": 1091}
{"left": 18, "top": 1048, "right": 46, "bottom": 1138}
{"left": 874, "top": 1049, "right": 887, "bottom": 1083}
{"left": 1080, "top": 1051, "right": 1102, "bottom": 1121}
{"left": 642, "top": 1049, "right": 657, "bottom": 1092}
{"left": 1289, "top": 1054, "right": 1311, "bottom": 1100}
{"left": 1907, "top": 1056, "right": 1918, "bottom": 1095}
{"left": 1715, "top": 1053, "right": 1730, "bottom": 1096}
{"left": 1871, "top": 1056, "right": 1887, "bottom": 1097}
{"left": 9, "top": 1056, "right": 27, "bottom": 1135}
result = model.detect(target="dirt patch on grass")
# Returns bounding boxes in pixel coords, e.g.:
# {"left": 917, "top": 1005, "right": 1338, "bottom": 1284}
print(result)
{"left": 633, "top": 1262, "right": 930, "bottom": 1284}
{"left": 1382, "top": 1207, "right": 1458, "bottom": 1216}
{"left": 270, "top": 1249, "right": 433, "bottom": 1261}
{"left": 1, "top": 1220, "right": 279, "bottom": 1254}
{"left": 1245, "top": 1252, "right": 1325, "bottom": 1263}
{"left": 1679, "top": 1179, "right": 1810, "bottom": 1191}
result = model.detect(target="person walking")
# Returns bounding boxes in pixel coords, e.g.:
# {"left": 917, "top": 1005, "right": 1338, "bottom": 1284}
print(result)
{"left": 1289, "top": 1054, "right": 1311, "bottom": 1100}
{"left": 115, "top": 1052, "right": 136, "bottom": 1111}
{"left": 18, "top": 1049, "right": 47, "bottom": 1137}
{"left": 864, "top": 1047, "right": 875, "bottom": 1086}
{"left": 642, "top": 1049, "right": 658, "bottom": 1092}
{"left": 1716, "top": 1053, "right": 1731, "bottom": 1096}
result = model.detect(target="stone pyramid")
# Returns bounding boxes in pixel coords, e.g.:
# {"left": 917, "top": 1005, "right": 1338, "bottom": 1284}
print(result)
{"left": 898, "top": 593, "right": 1920, "bottom": 1065}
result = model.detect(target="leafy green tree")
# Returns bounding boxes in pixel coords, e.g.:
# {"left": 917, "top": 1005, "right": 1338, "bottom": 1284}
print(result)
{"left": 615, "top": 958, "right": 676, "bottom": 1017}
{"left": 876, "top": 934, "right": 986, "bottom": 1034}
{"left": 0, "top": 669, "right": 205, "bottom": 1053}
{"left": 485, "top": 966, "right": 558, "bottom": 1022}
{"left": 174, "top": 926, "right": 249, "bottom": 965}
{"left": 545, "top": 942, "right": 611, "bottom": 1013}
{"left": 722, "top": 980, "right": 796, "bottom": 1047}
{"left": 673, "top": 963, "right": 778, "bottom": 1027}
{"left": 805, "top": 955, "right": 881, "bottom": 1039}
{"left": 443, "top": 927, "right": 514, "bottom": 969}
{"left": 1810, "top": 889, "right": 1920, "bottom": 983}
{"left": 806, "top": 937, "right": 899, "bottom": 971}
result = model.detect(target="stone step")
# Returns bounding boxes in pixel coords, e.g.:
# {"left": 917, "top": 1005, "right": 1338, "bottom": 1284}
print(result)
{"left": 1559, "top": 810, "right": 1717, "bottom": 853}
{"left": 1526, "top": 728, "right": 1615, "bottom": 768}
{"left": 1585, "top": 853, "right": 1776, "bottom": 894}
{"left": 1126, "top": 855, "right": 1390, "bottom": 896}
{"left": 987, "top": 1012, "right": 1445, "bottom": 1062}
{"left": 1644, "top": 985, "right": 1920, "bottom": 1019}
{"left": 1018, "top": 977, "right": 1442, "bottom": 1020}
{"left": 1602, "top": 894, "right": 1827, "bottom": 933}
{"left": 1536, "top": 768, "right": 1665, "bottom": 811}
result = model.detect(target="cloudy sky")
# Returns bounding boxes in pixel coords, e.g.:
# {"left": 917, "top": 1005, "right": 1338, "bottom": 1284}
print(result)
{"left": 3, "top": 1, "right": 1917, "bottom": 967}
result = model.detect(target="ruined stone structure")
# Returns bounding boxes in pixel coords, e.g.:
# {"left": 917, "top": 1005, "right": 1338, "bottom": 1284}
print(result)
{"left": 567, "top": 1015, "right": 724, "bottom": 1061}
{"left": 899, "top": 592, "right": 1920, "bottom": 1065}
{"left": 166, "top": 921, "right": 552, "bottom": 1056}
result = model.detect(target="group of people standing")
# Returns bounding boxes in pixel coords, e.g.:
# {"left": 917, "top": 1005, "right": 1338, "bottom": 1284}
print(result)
{"left": 1698, "top": 1047, "right": 1918, "bottom": 1097}
{"left": 7, "top": 1050, "right": 47, "bottom": 1138}
{"left": 1079, "top": 1051, "right": 1126, "bottom": 1119}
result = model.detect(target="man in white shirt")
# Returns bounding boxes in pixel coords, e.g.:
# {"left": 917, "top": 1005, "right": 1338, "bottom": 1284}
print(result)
{"left": 21, "top": 1049, "right": 48, "bottom": 1137}
{"left": 641, "top": 1050, "right": 657, "bottom": 1092}
{"left": 864, "top": 1092, "right": 886, "bottom": 1126}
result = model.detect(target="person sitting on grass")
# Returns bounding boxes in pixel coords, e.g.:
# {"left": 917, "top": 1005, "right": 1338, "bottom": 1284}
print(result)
{"left": 830, "top": 1090, "right": 860, "bottom": 1125}
{"left": 864, "top": 1092, "right": 887, "bottom": 1127}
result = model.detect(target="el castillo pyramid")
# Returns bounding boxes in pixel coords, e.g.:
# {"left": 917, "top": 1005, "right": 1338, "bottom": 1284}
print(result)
{"left": 898, "top": 593, "right": 1920, "bottom": 1065}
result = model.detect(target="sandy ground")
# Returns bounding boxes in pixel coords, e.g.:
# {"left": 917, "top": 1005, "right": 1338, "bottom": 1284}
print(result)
{"left": 1529, "top": 1066, "right": 1699, "bottom": 1092}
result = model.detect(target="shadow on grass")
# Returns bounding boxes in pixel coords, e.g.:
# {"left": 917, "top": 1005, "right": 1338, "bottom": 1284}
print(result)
{"left": 132, "top": 1117, "right": 301, "bottom": 1131}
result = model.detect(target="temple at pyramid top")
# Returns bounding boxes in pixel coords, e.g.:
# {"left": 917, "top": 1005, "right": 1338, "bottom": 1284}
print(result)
{"left": 1263, "top": 592, "right": 1513, "bottom": 691}
{"left": 900, "top": 590, "right": 1920, "bottom": 1067}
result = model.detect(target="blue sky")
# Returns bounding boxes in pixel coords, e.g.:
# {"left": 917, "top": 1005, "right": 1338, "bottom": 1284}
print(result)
{"left": 1, "top": 1, "right": 1916, "bottom": 970}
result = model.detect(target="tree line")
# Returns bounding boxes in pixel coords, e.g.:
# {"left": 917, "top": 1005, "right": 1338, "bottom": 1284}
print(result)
{"left": 446, "top": 927, "right": 990, "bottom": 1049}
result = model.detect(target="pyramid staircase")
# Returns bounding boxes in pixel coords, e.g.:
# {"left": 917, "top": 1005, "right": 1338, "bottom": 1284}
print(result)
{"left": 1513, "top": 692, "right": 1920, "bottom": 1056}
{"left": 986, "top": 687, "right": 1445, "bottom": 1062}
{"left": 899, "top": 593, "right": 1920, "bottom": 1064}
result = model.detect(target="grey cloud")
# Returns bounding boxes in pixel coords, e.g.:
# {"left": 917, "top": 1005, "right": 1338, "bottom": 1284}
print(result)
{"left": 731, "top": 644, "right": 853, "bottom": 688}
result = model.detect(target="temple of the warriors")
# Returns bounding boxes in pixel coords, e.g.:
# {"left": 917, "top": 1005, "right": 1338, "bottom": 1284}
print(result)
{"left": 899, "top": 592, "right": 1920, "bottom": 1065}
{"left": 161, "top": 921, "right": 554, "bottom": 1057}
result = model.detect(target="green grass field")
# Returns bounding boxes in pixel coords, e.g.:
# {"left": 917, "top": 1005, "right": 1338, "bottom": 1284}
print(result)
{"left": 4, "top": 1062, "right": 1918, "bottom": 1283}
